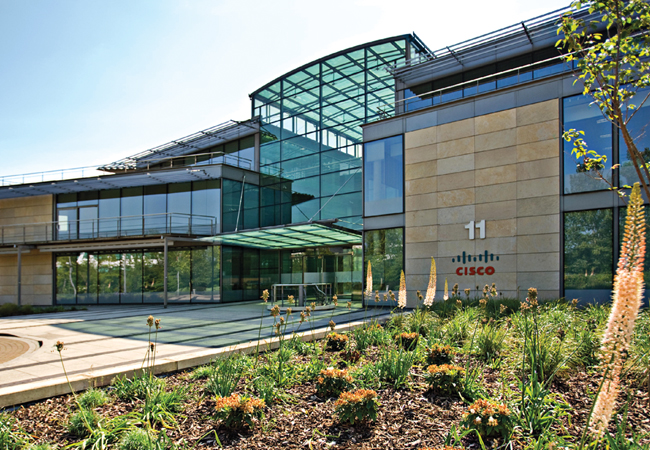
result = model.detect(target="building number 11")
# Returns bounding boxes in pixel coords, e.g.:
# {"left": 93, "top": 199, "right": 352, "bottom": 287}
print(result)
{"left": 464, "top": 220, "right": 486, "bottom": 240}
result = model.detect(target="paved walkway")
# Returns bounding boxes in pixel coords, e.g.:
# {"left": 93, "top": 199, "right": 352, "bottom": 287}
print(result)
{"left": 0, "top": 301, "right": 390, "bottom": 408}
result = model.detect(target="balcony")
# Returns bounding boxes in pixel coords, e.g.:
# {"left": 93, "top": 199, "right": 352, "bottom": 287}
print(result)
{"left": 0, "top": 213, "right": 217, "bottom": 246}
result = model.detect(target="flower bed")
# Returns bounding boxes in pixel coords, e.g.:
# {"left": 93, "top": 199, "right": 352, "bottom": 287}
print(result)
{"left": 5, "top": 300, "right": 650, "bottom": 449}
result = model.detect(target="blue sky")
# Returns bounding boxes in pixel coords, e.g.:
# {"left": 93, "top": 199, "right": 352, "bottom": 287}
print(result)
{"left": 0, "top": 0, "right": 571, "bottom": 177}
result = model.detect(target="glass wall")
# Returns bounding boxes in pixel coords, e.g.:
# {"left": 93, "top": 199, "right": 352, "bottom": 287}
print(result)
{"left": 363, "top": 228, "right": 404, "bottom": 305}
{"left": 363, "top": 135, "right": 403, "bottom": 217}
{"left": 619, "top": 88, "right": 650, "bottom": 187}
{"left": 563, "top": 95, "right": 613, "bottom": 193}
{"left": 56, "top": 181, "right": 220, "bottom": 240}
{"left": 253, "top": 38, "right": 409, "bottom": 231}
{"left": 404, "top": 47, "right": 569, "bottom": 112}
{"left": 55, "top": 247, "right": 220, "bottom": 304}
{"left": 182, "top": 135, "right": 255, "bottom": 170}
{"left": 563, "top": 209, "right": 613, "bottom": 302}
{"left": 563, "top": 89, "right": 650, "bottom": 194}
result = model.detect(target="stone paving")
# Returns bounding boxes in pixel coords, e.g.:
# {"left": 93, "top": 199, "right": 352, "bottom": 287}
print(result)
{"left": 0, "top": 337, "right": 31, "bottom": 364}
{"left": 0, "top": 301, "right": 389, "bottom": 408}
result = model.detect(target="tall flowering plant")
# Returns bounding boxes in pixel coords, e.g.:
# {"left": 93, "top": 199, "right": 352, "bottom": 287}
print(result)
{"left": 586, "top": 183, "right": 646, "bottom": 440}
{"left": 424, "top": 257, "right": 436, "bottom": 307}
{"left": 398, "top": 270, "right": 407, "bottom": 309}
{"left": 365, "top": 261, "right": 373, "bottom": 302}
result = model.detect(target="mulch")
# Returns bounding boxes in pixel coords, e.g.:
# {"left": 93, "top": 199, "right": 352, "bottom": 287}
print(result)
{"left": 9, "top": 348, "right": 650, "bottom": 449}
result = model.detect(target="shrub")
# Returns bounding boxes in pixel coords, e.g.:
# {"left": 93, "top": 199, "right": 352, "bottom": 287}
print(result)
{"left": 425, "top": 344, "right": 457, "bottom": 366}
{"left": 0, "top": 413, "right": 29, "bottom": 450}
{"left": 325, "top": 332, "right": 349, "bottom": 351}
{"left": 315, "top": 367, "right": 353, "bottom": 397}
{"left": 460, "top": 399, "right": 513, "bottom": 439}
{"left": 396, "top": 332, "right": 419, "bottom": 351}
{"left": 68, "top": 409, "right": 99, "bottom": 437}
{"left": 334, "top": 389, "right": 379, "bottom": 424}
{"left": 78, "top": 388, "right": 109, "bottom": 409}
{"left": 213, "top": 394, "right": 265, "bottom": 429}
{"left": 425, "top": 364, "right": 465, "bottom": 395}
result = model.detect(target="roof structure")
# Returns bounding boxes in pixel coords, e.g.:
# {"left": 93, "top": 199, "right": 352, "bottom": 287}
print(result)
{"left": 99, "top": 119, "right": 259, "bottom": 171}
{"left": 389, "top": 6, "right": 601, "bottom": 86}
{"left": 201, "top": 221, "right": 361, "bottom": 250}
{"left": 0, "top": 166, "right": 225, "bottom": 200}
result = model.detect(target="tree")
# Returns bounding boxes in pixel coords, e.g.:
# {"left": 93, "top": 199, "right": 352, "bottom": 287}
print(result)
{"left": 558, "top": 0, "right": 650, "bottom": 199}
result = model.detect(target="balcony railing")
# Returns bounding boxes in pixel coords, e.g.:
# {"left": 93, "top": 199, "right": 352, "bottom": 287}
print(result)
{"left": 0, "top": 213, "right": 217, "bottom": 246}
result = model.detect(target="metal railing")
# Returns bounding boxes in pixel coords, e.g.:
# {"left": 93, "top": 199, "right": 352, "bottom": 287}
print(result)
{"left": 0, "top": 213, "right": 217, "bottom": 245}
{"left": 0, "top": 152, "right": 253, "bottom": 188}
{"left": 0, "top": 166, "right": 117, "bottom": 187}
{"left": 376, "top": 54, "right": 574, "bottom": 120}
{"left": 133, "top": 151, "right": 253, "bottom": 171}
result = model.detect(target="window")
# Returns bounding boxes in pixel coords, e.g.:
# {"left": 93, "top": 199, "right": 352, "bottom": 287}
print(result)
{"left": 563, "top": 95, "right": 613, "bottom": 193}
{"left": 364, "top": 228, "right": 403, "bottom": 304}
{"left": 619, "top": 87, "right": 650, "bottom": 187}
{"left": 564, "top": 209, "right": 613, "bottom": 301}
{"left": 364, "top": 135, "right": 403, "bottom": 217}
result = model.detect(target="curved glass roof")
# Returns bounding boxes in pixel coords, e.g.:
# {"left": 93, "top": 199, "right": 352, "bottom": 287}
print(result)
{"left": 250, "top": 35, "right": 429, "bottom": 231}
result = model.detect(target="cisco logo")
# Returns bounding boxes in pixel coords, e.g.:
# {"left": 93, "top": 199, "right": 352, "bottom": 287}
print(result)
{"left": 452, "top": 251, "right": 499, "bottom": 276}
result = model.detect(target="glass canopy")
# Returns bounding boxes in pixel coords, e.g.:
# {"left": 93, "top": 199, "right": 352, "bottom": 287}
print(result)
{"left": 201, "top": 222, "right": 361, "bottom": 250}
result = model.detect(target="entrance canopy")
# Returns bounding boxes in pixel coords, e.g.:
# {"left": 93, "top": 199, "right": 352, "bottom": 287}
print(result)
{"left": 201, "top": 220, "right": 361, "bottom": 250}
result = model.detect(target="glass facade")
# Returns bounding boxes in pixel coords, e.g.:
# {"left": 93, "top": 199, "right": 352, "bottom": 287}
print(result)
{"left": 619, "top": 88, "right": 650, "bottom": 187}
{"left": 563, "top": 209, "right": 613, "bottom": 300}
{"left": 56, "top": 247, "right": 220, "bottom": 304}
{"left": 563, "top": 95, "right": 613, "bottom": 194}
{"left": 363, "top": 228, "right": 404, "bottom": 305}
{"left": 150, "top": 135, "right": 255, "bottom": 171}
{"left": 253, "top": 39, "right": 409, "bottom": 231}
{"left": 364, "top": 135, "right": 403, "bottom": 217}
{"left": 404, "top": 47, "right": 569, "bottom": 113}
{"left": 563, "top": 89, "right": 650, "bottom": 194}
{"left": 56, "top": 181, "right": 220, "bottom": 239}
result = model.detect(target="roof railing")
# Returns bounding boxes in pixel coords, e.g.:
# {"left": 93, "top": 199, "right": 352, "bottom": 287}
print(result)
{"left": 0, "top": 166, "right": 118, "bottom": 187}
{"left": 375, "top": 53, "right": 574, "bottom": 121}
{"left": 0, "top": 212, "right": 217, "bottom": 246}
{"left": 0, "top": 152, "right": 254, "bottom": 188}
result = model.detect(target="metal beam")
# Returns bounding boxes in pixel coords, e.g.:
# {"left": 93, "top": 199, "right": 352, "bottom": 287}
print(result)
{"left": 163, "top": 237, "right": 168, "bottom": 309}
{"left": 16, "top": 246, "right": 21, "bottom": 306}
